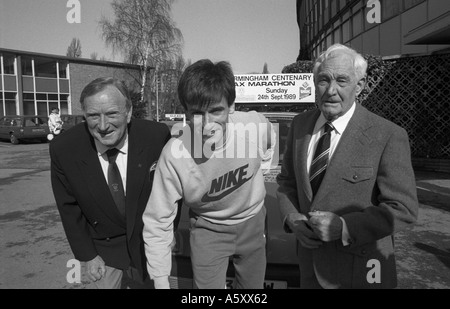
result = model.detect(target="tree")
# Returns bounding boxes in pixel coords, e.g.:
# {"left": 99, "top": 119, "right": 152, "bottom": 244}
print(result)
{"left": 90, "top": 52, "right": 98, "bottom": 60}
{"left": 100, "top": 0, "right": 183, "bottom": 119}
{"left": 66, "top": 38, "right": 82, "bottom": 58}
{"left": 262, "top": 62, "right": 269, "bottom": 74}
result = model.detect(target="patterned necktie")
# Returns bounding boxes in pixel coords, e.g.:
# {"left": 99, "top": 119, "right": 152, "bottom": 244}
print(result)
{"left": 310, "top": 122, "right": 334, "bottom": 197}
{"left": 106, "top": 148, "right": 126, "bottom": 217}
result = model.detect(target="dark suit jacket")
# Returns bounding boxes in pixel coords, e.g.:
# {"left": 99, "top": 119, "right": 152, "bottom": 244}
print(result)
{"left": 50, "top": 118, "right": 170, "bottom": 280}
{"left": 277, "top": 104, "right": 418, "bottom": 289}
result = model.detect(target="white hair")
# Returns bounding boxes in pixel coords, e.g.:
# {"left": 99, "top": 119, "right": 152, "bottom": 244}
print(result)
{"left": 313, "top": 44, "right": 368, "bottom": 80}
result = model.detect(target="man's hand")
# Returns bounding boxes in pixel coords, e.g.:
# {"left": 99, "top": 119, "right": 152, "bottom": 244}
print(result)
{"left": 153, "top": 276, "right": 170, "bottom": 289}
{"left": 308, "top": 211, "right": 343, "bottom": 242}
{"left": 86, "top": 255, "right": 106, "bottom": 282}
{"left": 286, "top": 213, "right": 323, "bottom": 249}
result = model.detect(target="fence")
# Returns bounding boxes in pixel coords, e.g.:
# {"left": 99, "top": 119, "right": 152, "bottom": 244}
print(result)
{"left": 361, "top": 53, "right": 450, "bottom": 160}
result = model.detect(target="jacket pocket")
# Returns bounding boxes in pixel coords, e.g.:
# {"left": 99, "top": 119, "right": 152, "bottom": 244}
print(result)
{"left": 342, "top": 166, "right": 373, "bottom": 183}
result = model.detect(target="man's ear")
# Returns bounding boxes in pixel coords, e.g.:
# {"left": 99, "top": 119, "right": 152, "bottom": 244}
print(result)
{"left": 229, "top": 102, "right": 235, "bottom": 114}
{"left": 356, "top": 76, "right": 366, "bottom": 96}
{"left": 127, "top": 106, "right": 133, "bottom": 123}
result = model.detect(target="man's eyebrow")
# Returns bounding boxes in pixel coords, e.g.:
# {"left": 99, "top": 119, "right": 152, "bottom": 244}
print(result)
{"left": 208, "top": 106, "right": 225, "bottom": 113}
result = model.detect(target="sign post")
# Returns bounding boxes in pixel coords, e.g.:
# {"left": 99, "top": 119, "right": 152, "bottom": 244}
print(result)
{"left": 235, "top": 73, "right": 315, "bottom": 104}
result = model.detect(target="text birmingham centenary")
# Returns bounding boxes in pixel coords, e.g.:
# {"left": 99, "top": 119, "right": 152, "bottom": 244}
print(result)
{"left": 235, "top": 74, "right": 312, "bottom": 87}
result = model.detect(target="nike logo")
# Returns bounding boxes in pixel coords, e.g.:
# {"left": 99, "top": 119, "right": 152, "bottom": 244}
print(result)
{"left": 201, "top": 164, "right": 253, "bottom": 202}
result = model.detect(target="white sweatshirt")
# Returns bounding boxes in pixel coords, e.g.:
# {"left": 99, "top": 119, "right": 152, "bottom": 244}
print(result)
{"left": 142, "top": 111, "right": 276, "bottom": 279}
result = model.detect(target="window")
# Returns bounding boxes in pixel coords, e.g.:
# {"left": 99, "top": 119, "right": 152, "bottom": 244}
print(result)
{"left": 338, "top": 0, "right": 347, "bottom": 12}
{"left": 34, "top": 57, "right": 57, "bottom": 78}
{"left": 0, "top": 92, "right": 3, "bottom": 116}
{"left": 342, "top": 19, "right": 351, "bottom": 43}
{"left": 352, "top": 10, "right": 363, "bottom": 36}
{"left": 2, "top": 54, "right": 16, "bottom": 75}
{"left": 59, "top": 61, "right": 68, "bottom": 78}
{"left": 60, "top": 94, "right": 69, "bottom": 114}
{"left": 21, "top": 56, "right": 33, "bottom": 76}
{"left": 23, "top": 93, "right": 35, "bottom": 115}
{"left": 404, "top": 0, "right": 425, "bottom": 10}
{"left": 4, "top": 92, "right": 17, "bottom": 115}
{"left": 382, "top": 0, "right": 401, "bottom": 21}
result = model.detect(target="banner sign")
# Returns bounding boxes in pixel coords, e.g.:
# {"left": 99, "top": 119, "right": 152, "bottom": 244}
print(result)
{"left": 235, "top": 73, "right": 315, "bottom": 103}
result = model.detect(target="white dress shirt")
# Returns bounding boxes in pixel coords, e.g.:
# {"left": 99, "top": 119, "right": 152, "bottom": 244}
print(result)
{"left": 307, "top": 103, "right": 356, "bottom": 246}
{"left": 95, "top": 134, "right": 129, "bottom": 194}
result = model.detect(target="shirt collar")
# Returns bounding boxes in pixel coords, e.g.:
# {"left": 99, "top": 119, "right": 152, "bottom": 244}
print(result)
{"left": 95, "top": 133, "right": 129, "bottom": 157}
{"left": 315, "top": 102, "right": 356, "bottom": 135}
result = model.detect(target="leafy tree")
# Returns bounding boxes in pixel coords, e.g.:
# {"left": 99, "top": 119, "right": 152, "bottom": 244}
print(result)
{"left": 100, "top": 0, "right": 183, "bottom": 119}
{"left": 262, "top": 62, "right": 269, "bottom": 74}
{"left": 66, "top": 38, "right": 82, "bottom": 58}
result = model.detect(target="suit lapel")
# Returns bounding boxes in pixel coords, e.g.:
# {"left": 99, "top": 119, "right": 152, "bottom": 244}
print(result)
{"left": 125, "top": 136, "right": 149, "bottom": 239}
{"left": 311, "top": 104, "right": 373, "bottom": 207}
{"left": 77, "top": 138, "right": 127, "bottom": 228}
{"left": 298, "top": 110, "right": 321, "bottom": 202}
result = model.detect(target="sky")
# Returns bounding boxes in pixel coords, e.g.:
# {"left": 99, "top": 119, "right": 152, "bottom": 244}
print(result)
{"left": 0, "top": 0, "right": 299, "bottom": 74}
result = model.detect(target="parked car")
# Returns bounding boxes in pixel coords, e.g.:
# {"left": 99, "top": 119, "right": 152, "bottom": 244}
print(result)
{"left": 0, "top": 115, "right": 50, "bottom": 144}
{"left": 60, "top": 114, "right": 85, "bottom": 132}
{"left": 163, "top": 112, "right": 300, "bottom": 289}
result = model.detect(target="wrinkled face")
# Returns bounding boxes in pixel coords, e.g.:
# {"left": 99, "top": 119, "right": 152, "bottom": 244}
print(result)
{"left": 83, "top": 85, "right": 132, "bottom": 148}
{"left": 185, "top": 97, "right": 234, "bottom": 144}
{"left": 315, "top": 53, "right": 365, "bottom": 121}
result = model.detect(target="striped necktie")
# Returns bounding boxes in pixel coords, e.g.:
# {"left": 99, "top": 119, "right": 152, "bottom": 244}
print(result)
{"left": 106, "top": 148, "right": 126, "bottom": 217}
{"left": 310, "top": 122, "right": 334, "bottom": 197}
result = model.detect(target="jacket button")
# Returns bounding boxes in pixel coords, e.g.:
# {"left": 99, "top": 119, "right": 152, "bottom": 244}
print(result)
{"left": 361, "top": 249, "right": 367, "bottom": 255}
{"left": 93, "top": 221, "right": 98, "bottom": 226}
{"left": 353, "top": 175, "right": 358, "bottom": 180}
{"left": 106, "top": 238, "right": 110, "bottom": 242}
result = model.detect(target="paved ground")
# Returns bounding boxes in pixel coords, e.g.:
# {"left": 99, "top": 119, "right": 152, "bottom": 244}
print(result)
{"left": 0, "top": 140, "right": 449, "bottom": 289}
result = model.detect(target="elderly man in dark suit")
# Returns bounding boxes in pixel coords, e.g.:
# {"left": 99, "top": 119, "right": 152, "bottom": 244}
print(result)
{"left": 50, "top": 77, "right": 170, "bottom": 288}
{"left": 277, "top": 44, "right": 419, "bottom": 289}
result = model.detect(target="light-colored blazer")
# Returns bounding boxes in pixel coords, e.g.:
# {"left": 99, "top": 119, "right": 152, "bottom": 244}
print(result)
{"left": 277, "top": 103, "right": 418, "bottom": 289}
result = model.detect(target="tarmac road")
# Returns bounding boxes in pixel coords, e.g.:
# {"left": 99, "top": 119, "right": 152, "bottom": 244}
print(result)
{"left": 0, "top": 140, "right": 449, "bottom": 289}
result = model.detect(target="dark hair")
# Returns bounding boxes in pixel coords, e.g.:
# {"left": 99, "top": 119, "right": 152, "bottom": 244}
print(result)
{"left": 177, "top": 59, "right": 236, "bottom": 111}
{"left": 79, "top": 77, "right": 132, "bottom": 111}
{"left": 51, "top": 107, "right": 59, "bottom": 112}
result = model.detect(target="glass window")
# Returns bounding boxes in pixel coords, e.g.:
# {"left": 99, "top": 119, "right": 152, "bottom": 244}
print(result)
{"left": 4, "top": 92, "right": 17, "bottom": 115}
{"left": 338, "top": 0, "right": 347, "bottom": 12}
{"left": 36, "top": 93, "right": 47, "bottom": 100}
{"left": 333, "top": 28, "right": 341, "bottom": 44}
{"left": 37, "top": 101, "right": 48, "bottom": 115}
{"left": 0, "top": 92, "right": 3, "bottom": 116}
{"left": 48, "top": 94, "right": 58, "bottom": 101}
{"left": 352, "top": 10, "right": 363, "bottom": 36}
{"left": 342, "top": 20, "right": 351, "bottom": 43}
{"left": 382, "top": 0, "right": 401, "bottom": 21}
{"left": 49, "top": 101, "right": 59, "bottom": 112}
{"left": 59, "top": 61, "right": 68, "bottom": 78}
{"left": 21, "top": 56, "right": 33, "bottom": 76}
{"left": 331, "top": 0, "right": 337, "bottom": 16}
{"left": 34, "top": 57, "right": 57, "bottom": 78}
{"left": 23, "top": 93, "right": 35, "bottom": 100}
{"left": 23, "top": 100, "right": 35, "bottom": 115}
{"left": 404, "top": 0, "right": 425, "bottom": 10}
{"left": 23, "top": 93, "right": 35, "bottom": 115}
{"left": 2, "top": 54, "right": 16, "bottom": 75}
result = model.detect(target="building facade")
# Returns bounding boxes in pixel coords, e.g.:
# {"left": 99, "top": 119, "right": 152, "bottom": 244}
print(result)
{"left": 0, "top": 48, "right": 142, "bottom": 117}
{"left": 297, "top": 0, "right": 450, "bottom": 59}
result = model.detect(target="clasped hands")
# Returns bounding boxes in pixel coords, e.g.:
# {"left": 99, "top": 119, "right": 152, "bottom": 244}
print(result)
{"left": 287, "top": 211, "right": 343, "bottom": 249}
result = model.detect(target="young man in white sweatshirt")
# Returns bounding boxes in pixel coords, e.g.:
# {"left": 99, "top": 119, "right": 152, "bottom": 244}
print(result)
{"left": 142, "top": 59, "right": 276, "bottom": 289}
